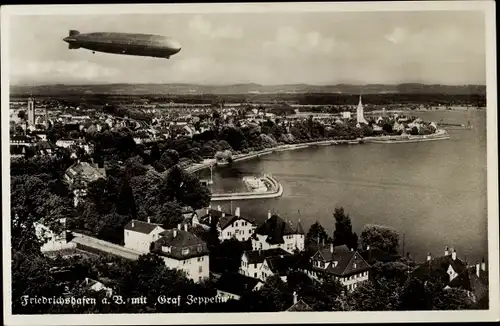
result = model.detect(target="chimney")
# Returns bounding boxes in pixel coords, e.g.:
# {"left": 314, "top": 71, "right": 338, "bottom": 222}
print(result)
{"left": 235, "top": 207, "right": 240, "bottom": 217}
{"left": 476, "top": 262, "right": 480, "bottom": 277}
{"left": 173, "top": 229, "right": 177, "bottom": 237}
{"left": 444, "top": 246, "right": 449, "bottom": 256}
{"left": 293, "top": 291, "right": 298, "bottom": 305}
{"left": 147, "top": 217, "right": 151, "bottom": 224}
{"left": 184, "top": 224, "right": 188, "bottom": 232}
{"left": 217, "top": 205, "right": 221, "bottom": 211}
{"left": 451, "top": 249, "right": 457, "bottom": 261}
{"left": 267, "top": 211, "right": 271, "bottom": 219}
{"left": 330, "top": 243, "right": 334, "bottom": 253}
{"left": 481, "top": 257, "right": 486, "bottom": 271}
{"left": 427, "top": 253, "right": 432, "bottom": 261}
{"left": 131, "top": 221, "right": 135, "bottom": 228}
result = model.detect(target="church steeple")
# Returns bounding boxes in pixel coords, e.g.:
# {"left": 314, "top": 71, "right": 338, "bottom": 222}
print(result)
{"left": 356, "top": 94, "right": 367, "bottom": 126}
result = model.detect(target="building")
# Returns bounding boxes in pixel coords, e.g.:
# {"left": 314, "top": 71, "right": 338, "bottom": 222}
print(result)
{"left": 239, "top": 248, "right": 291, "bottom": 279}
{"left": 194, "top": 206, "right": 256, "bottom": 242}
{"left": 259, "top": 254, "right": 298, "bottom": 283}
{"left": 34, "top": 218, "right": 76, "bottom": 253}
{"left": 304, "top": 244, "right": 371, "bottom": 292}
{"left": 412, "top": 247, "right": 489, "bottom": 303}
{"left": 286, "top": 292, "right": 313, "bottom": 311}
{"left": 64, "top": 161, "right": 106, "bottom": 207}
{"left": 27, "top": 96, "right": 35, "bottom": 126}
{"left": 123, "top": 219, "right": 165, "bottom": 253}
{"left": 341, "top": 111, "right": 352, "bottom": 119}
{"left": 356, "top": 95, "right": 368, "bottom": 127}
{"left": 150, "top": 225, "right": 210, "bottom": 283}
{"left": 214, "top": 272, "right": 263, "bottom": 301}
{"left": 26, "top": 97, "right": 49, "bottom": 127}
{"left": 251, "top": 213, "right": 305, "bottom": 254}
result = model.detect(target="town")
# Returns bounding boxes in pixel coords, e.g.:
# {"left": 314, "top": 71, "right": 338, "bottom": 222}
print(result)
{"left": 10, "top": 91, "right": 488, "bottom": 313}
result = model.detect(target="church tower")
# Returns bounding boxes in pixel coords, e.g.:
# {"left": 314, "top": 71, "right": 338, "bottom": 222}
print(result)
{"left": 356, "top": 95, "right": 368, "bottom": 126}
{"left": 27, "top": 96, "right": 35, "bottom": 126}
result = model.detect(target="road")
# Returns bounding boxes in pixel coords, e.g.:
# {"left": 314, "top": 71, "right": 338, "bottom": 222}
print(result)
{"left": 71, "top": 232, "right": 142, "bottom": 261}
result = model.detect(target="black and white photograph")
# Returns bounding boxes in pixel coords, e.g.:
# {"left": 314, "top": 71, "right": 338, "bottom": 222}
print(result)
{"left": 2, "top": 1, "right": 498, "bottom": 325}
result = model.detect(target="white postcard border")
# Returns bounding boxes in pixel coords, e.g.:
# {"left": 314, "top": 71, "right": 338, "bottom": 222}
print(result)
{"left": 2, "top": 1, "right": 498, "bottom": 325}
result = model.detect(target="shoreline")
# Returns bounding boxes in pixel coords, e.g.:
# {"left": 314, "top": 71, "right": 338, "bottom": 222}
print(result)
{"left": 186, "top": 130, "right": 450, "bottom": 174}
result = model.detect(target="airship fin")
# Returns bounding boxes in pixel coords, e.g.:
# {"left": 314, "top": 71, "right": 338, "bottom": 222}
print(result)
{"left": 69, "top": 30, "right": 80, "bottom": 36}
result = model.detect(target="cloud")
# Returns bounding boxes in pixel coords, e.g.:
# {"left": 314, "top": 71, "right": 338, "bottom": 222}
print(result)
{"left": 11, "top": 60, "right": 119, "bottom": 83}
{"left": 263, "top": 26, "right": 338, "bottom": 57}
{"left": 188, "top": 15, "right": 243, "bottom": 39}
{"left": 385, "top": 27, "right": 407, "bottom": 44}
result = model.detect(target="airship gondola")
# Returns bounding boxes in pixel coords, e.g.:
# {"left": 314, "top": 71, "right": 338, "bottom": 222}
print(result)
{"left": 63, "top": 30, "right": 182, "bottom": 59}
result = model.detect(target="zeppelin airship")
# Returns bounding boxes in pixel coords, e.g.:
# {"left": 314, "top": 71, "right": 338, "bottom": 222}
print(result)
{"left": 63, "top": 30, "right": 182, "bottom": 59}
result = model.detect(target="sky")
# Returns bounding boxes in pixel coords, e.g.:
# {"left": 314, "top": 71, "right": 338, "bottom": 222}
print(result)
{"left": 8, "top": 10, "right": 487, "bottom": 85}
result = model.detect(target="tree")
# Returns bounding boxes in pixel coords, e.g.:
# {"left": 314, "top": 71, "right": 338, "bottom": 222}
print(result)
{"left": 258, "top": 275, "right": 291, "bottom": 311}
{"left": 305, "top": 221, "right": 330, "bottom": 253}
{"left": 360, "top": 224, "right": 399, "bottom": 254}
{"left": 332, "top": 207, "right": 358, "bottom": 250}
{"left": 116, "top": 178, "right": 137, "bottom": 218}
{"left": 18, "top": 110, "right": 26, "bottom": 120}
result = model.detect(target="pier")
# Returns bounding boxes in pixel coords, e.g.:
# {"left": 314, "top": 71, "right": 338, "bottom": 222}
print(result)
{"left": 210, "top": 173, "right": 283, "bottom": 202}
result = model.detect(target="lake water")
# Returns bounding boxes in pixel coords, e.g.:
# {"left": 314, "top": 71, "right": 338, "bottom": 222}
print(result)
{"left": 198, "top": 110, "right": 488, "bottom": 263}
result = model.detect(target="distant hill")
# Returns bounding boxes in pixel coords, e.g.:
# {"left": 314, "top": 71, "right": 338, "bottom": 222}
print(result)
{"left": 10, "top": 83, "right": 486, "bottom": 96}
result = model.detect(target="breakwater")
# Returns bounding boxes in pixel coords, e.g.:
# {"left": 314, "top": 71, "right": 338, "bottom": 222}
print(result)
{"left": 210, "top": 173, "right": 283, "bottom": 202}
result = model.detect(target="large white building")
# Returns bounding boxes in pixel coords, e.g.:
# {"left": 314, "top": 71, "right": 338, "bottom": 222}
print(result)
{"left": 251, "top": 213, "right": 305, "bottom": 254}
{"left": 124, "top": 219, "right": 165, "bottom": 253}
{"left": 150, "top": 225, "right": 210, "bottom": 283}
{"left": 34, "top": 217, "right": 76, "bottom": 253}
{"left": 239, "top": 248, "right": 291, "bottom": 280}
{"left": 194, "top": 206, "right": 256, "bottom": 242}
{"left": 303, "top": 244, "right": 371, "bottom": 292}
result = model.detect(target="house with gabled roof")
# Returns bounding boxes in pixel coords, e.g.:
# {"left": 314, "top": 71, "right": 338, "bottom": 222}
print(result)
{"left": 64, "top": 160, "right": 107, "bottom": 207}
{"left": 412, "top": 247, "right": 489, "bottom": 303}
{"left": 239, "top": 248, "right": 291, "bottom": 280}
{"left": 286, "top": 292, "right": 313, "bottom": 312}
{"left": 259, "top": 254, "right": 299, "bottom": 283}
{"left": 214, "top": 272, "right": 263, "bottom": 301}
{"left": 194, "top": 205, "right": 256, "bottom": 242}
{"left": 251, "top": 213, "right": 305, "bottom": 254}
{"left": 150, "top": 224, "right": 210, "bottom": 283}
{"left": 303, "top": 244, "right": 371, "bottom": 292}
{"left": 124, "top": 218, "right": 165, "bottom": 253}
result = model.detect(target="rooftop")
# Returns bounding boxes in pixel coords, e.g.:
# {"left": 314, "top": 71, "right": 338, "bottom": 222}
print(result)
{"left": 151, "top": 228, "right": 209, "bottom": 260}
{"left": 124, "top": 219, "right": 163, "bottom": 234}
{"left": 243, "top": 248, "right": 291, "bottom": 264}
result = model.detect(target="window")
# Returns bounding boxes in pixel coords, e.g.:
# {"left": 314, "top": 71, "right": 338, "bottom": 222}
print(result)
{"left": 197, "top": 245, "right": 203, "bottom": 253}
{"left": 235, "top": 222, "right": 238, "bottom": 227}
{"left": 199, "top": 266, "right": 203, "bottom": 273}
{"left": 182, "top": 248, "right": 190, "bottom": 255}
{"left": 254, "top": 263, "right": 257, "bottom": 269}
{"left": 199, "top": 277, "right": 202, "bottom": 282}
{"left": 254, "top": 272, "right": 257, "bottom": 278}
{"left": 126, "top": 231, "right": 130, "bottom": 237}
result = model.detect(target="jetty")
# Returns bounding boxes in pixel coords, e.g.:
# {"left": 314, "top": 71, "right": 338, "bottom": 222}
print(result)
{"left": 210, "top": 173, "right": 283, "bottom": 202}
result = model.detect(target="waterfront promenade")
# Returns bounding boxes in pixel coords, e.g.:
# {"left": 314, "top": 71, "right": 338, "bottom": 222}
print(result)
{"left": 185, "top": 129, "right": 450, "bottom": 174}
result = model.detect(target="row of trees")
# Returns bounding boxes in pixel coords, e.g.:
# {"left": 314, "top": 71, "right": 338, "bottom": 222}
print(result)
{"left": 305, "top": 207, "right": 400, "bottom": 255}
